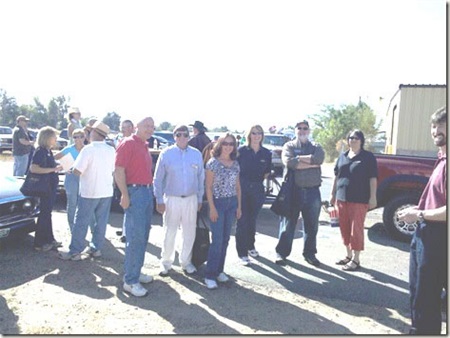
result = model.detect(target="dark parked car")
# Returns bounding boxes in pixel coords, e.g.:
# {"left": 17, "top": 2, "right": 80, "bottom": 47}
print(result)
{"left": 153, "top": 131, "right": 175, "bottom": 145}
{"left": 0, "top": 176, "right": 40, "bottom": 240}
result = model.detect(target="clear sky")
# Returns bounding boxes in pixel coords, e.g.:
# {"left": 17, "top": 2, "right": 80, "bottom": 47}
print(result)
{"left": 0, "top": 0, "right": 447, "bottom": 131}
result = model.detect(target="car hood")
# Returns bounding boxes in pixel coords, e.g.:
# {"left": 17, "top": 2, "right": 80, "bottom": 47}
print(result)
{"left": 0, "top": 176, "right": 26, "bottom": 202}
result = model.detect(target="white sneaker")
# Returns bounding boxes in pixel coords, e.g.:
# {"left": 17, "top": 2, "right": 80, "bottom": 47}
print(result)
{"left": 217, "top": 272, "right": 229, "bottom": 283}
{"left": 248, "top": 249, "right": 259, "bottom": 258}
{"left": 239, "top": 256, "right": 251, "bottom": 266}
{"left": 139, "top": 273, "right": 153, "bottom": 284}
{"left": 183, "top": 263, "right": 197, "bottom": 275}
{"left": 84, "top": 247, "right": 102, "bottom": 257}
{"left": 204, "top": 278, "right": 218, "bottom": 289}
{"left": 123, "top": 282, "right": 148, "bottom": 297}
{"left": 159, "top": 263, "right": 172, "bottom": 276}
{"left": 58, "top": 251, "right": 82, "bottom": 261}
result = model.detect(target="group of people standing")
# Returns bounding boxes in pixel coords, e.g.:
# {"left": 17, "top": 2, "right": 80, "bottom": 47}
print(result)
{"left": 17, "top": 106, "right": 446, "bottom": 334}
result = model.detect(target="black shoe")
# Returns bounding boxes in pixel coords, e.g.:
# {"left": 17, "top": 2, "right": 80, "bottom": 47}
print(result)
{"left": 304, "top": 256, "right": 321, "bottom": 267}
{"left": 275, "top": 253, "right": 287, "bottom": 266}
{"left": 120, "top": 236, "right": 126, "bottom": 243}
{"left": 116, "top": 231, "right": 123, "bottom": 236}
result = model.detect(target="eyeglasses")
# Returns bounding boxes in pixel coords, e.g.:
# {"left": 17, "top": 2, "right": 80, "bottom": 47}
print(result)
{"left": 73, "top": 135, "right": 85, "bottom": 139}
{"left": 222, "top": 141, "right": 235, "bottom": 147}
{"left": 297, "top": 127, "right": 309, "bottom": 131}
{"left": 251, "top": 131, "right": 263, "bottom": 135}
{"left": 348, "top": 136, "right": 360, "bottom": 140}
{"left": 175, "top": 132, "right": 189, "bottom": 138}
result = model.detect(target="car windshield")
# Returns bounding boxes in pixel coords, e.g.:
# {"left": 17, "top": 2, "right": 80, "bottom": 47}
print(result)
{"left": 263, "top": 135, "right": 289, "bottom": 147}
{"left": 0, "top": 127, "right": 13, "bottom": 134}
{"left": 154, "top": 132, "right": 175, "bottom": 144}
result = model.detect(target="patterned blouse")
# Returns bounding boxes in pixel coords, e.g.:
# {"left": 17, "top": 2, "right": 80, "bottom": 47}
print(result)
{"left": 206, "top": 157, "right": 240, "bottom": 199}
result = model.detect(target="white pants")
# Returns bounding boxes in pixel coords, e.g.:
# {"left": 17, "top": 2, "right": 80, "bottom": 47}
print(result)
{"left": 161, "top": 195, "right": 197, "bottom": 269}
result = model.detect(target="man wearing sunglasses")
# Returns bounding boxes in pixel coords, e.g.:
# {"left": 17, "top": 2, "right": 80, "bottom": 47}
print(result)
{"left": 154, "top": 125, "right": 205, "bottom": 276}
{"left": 275, "top": 120, "right": 325, "bottom": 267}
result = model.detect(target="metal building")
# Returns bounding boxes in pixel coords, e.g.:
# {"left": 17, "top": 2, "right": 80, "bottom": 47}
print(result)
{"left": 385, "top": 84, "right": 447, "bottom": 157}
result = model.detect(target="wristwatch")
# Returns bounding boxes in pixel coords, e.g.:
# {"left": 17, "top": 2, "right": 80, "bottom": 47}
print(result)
{"left": 418, "top": 211, "right": 425, "bottom": 223}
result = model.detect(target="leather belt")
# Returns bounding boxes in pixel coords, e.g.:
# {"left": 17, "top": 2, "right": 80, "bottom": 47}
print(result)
{"left": 127, "top": 184, "right": 152, "bottom": 188}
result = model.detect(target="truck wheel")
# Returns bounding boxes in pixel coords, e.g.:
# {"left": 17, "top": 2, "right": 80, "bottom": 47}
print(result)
{"left": 383, "top": 195, "right": 420, "bottom": 242}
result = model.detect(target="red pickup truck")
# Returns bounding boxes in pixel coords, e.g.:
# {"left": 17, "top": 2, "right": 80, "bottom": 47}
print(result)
{"left": 375, "top": 153, "right": 436, "bottom": 241}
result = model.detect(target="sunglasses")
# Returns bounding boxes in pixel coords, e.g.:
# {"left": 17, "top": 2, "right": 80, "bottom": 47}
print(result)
{"left": 297, "top": 127, "right": 309, "bottom": 131}
{"left": 251, "top": 131, "right": 263, "bottom": 135}
{"left": 348, "top": 136, "right": 360, "bottom": 140}
{"left": 175, "top": 132, "right": 189, "bottom": 138}
{"left": 222, "top": 141, "right": 235, "bottom": 147}
{"left": 73, "top": 135, "right": 85, "bottom": 139}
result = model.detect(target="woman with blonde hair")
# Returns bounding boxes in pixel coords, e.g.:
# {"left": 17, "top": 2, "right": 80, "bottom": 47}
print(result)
{"left": 29, "top": 126, "right": 63, "bottom": 251}
{"left": 204, "top": 133, "right": 241, "bottom": 289}
{"left": 235, "top": 125, "right": 271, "bottom": 265}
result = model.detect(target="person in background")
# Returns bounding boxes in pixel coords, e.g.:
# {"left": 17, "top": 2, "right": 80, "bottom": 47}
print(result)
{"left": 114, "top": 119, "right": 135, "bottom": 148}
{"left": 153, "top": 125, "right": 205, "bottom": 276}
{"left": 330, "top": 129, "right": 377, "bottom": 271}
{"left": 83, "top": 117, "right": 98, "bottom": 145}
{"left": 12, "top": 115, "right": 34, "bottom": 176}
{"left": 54, "top": 128, "right": 88, "bottom": 233}
{"left": 398, "top": 106, "right": 447, "bottom": 335}
{"left": 59, "top": 122, "right": 115, "bottom": 261}
{"left": 235, "top": 125, "right": 271, "bottom": 265}
{"left": 114, "top": 117, "right": 156, "bottom": 297}
{"left": 67, "top": 107, "right": 83, "bottom": 145}
{"left": 114, "top": 119, "right": 135, "bottom": 243}
{"left": 29, "top": 126, "right": 63, "bottom": 252}
{"left": 275, "top": 120, "right": 324, "bottom": 267}
{"left": 188, "top": 120, "right": 211, "bottom": 153}
{"left": 204, "top": 134, "right": 241, "bottom": 289}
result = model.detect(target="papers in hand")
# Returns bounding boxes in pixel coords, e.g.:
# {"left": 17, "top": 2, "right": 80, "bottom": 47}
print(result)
{"left": 58, "top": 153, "right": 75, "bottom": 172}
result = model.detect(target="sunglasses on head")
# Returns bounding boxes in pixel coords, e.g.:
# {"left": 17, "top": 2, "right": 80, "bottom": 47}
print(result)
{"left": 222, "top": 141, "right": 235, "bottom": 147}
{"left": 175, "top": 132, "right": 189, "bottom": 138}
{"left": 297, "top": 127, "right": 309, "bottom": 131}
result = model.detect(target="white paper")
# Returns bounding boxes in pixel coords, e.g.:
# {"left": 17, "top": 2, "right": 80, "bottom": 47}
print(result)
{"left": 58, "top": 153, "right": 75, "bottom": 172}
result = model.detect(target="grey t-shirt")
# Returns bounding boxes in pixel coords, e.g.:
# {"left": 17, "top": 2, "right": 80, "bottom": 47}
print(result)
{"left": 12, "top": 126, "right": 31, "bottom": 156}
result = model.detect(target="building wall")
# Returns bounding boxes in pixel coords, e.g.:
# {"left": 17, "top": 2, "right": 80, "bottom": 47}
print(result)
{"left": 386, "top": 85, "right": 446, "bottom": 157}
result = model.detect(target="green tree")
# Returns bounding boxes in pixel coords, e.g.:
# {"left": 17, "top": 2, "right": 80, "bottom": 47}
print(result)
{"left": 158, "top": 121, "right": 173, "bottom": 131}
{"left": 103, "top": 111, "right": 121, "bottom": 131}
{"left": 0, "top": 89, "right": 21, "bottom": 126}
{"left": 52, "top": 96, "right": 70, "bottom": 129}
{"left": 310, "top": 101, "right": 381, "bottom": 161}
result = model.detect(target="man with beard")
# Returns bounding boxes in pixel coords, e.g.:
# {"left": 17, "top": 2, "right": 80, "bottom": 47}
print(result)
{"left": 398, "top": 106, "right": 447, "bottom": 335}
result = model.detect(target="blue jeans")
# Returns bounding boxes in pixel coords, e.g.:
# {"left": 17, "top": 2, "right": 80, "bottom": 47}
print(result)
{"left": 13, "top": 154, "right": 29, "bottom": 176}
{"left": 65, "top": 173, "right": 95, "bottom": 234}
{"left": 34, "top": 182, "right": 58, "bottom": 247}
{"left": 69, "top": 196, "right": 112, "bottom": 254}
{"left": 409, "top": 222, "right": 447, "bottom": 334}
{"left": 123, "top": 186, "right": 153, "bottom": 285}
{"left": 275, "top": 186, "right": 321, "bottom": 259}
{"left": 235, "top": 182, "right": 265, "bottom": 257}
{"left": 205, "top": 196, "right": 238, "bottom": 280}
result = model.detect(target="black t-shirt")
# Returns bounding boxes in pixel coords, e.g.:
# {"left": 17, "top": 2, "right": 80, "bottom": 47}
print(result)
{"left": 334, "top": 149, "right": 378, "bottom": 203}
{"left": 237, "top": 145, "right": 272, "bottom": 184}
{"left": 32, "top": 147, "right": 59, "bottom": 187}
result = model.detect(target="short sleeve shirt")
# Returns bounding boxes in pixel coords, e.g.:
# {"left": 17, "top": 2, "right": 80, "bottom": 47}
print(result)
{"left": 334, "top": 149, "right": 378, "bottom": 203}
{"left": 237, "top": 145, "right": 271, "bottom": 184}
{"left": 418, "top": 152, "right": 446, "bottom": 211}
{"left": 115, "top": 135, "right": 153, "bottom": 185}
{"left": 12, "top": 126, "right": 31, "bottom": 156}
{"left": 32, "top": 147, "right": 59, "bottom": 186}
{"left": 206, "top": 157, "right": 240, "bottom": 199}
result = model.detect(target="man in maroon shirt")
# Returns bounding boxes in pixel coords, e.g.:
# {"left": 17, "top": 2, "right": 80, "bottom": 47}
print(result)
{"left": 115, "top": 117, "right": 156, "bottom": 297}
{"left": 399, "top": 106, "right": 447, "bottom": 335}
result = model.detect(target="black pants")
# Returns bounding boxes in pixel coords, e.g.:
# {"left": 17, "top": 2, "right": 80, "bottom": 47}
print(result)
{"left": 409, "top": 222, "right": 447, "bottom": 334}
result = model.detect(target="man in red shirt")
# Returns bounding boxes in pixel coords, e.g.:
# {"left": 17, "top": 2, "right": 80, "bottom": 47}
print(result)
{"left": 398, "top": 106, "right": 447, "bottom": 335}
{"left": 115, "top": 117, "right": 155, "bottom": 297}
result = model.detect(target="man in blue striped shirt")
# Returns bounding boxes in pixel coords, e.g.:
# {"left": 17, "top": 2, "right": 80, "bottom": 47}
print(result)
{"left": 153, "top": 125, "right": 205, "bottom": 276}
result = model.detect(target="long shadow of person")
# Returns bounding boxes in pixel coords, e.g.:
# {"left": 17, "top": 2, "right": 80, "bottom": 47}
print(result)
{"left": 0, "top": 294, "right": 20, "bottom": 334}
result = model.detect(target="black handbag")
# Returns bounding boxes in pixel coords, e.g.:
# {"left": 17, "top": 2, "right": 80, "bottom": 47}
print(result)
{"left": 270, "top": 169, "right": 295, "bottom": 218}
{"left": 20, "top": 172, "right": 50, "bottom": 197}
{"left": 20, "top": 151, "right": 51, "bottom": 197}
{"left": 192, "top": 210, "right": 210, "bottom": 268}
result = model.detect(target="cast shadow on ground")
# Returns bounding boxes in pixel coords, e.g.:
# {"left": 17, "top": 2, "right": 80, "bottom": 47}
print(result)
{"left": 367, "top": 222, "right": 411, "bottom": 252}
{"left": 0, "top": 294, "right": 19, "bottom": 334}
{"left": 250, "top": 255, "right": 410, "bottom": 334}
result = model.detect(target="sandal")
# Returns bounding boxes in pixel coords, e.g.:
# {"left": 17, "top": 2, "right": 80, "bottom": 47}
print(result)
{"left": 342, "top": 260, "right": 360, "bottom": 271}
{"left": 335, "top": 256, "right": 351, "bottom": 265}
